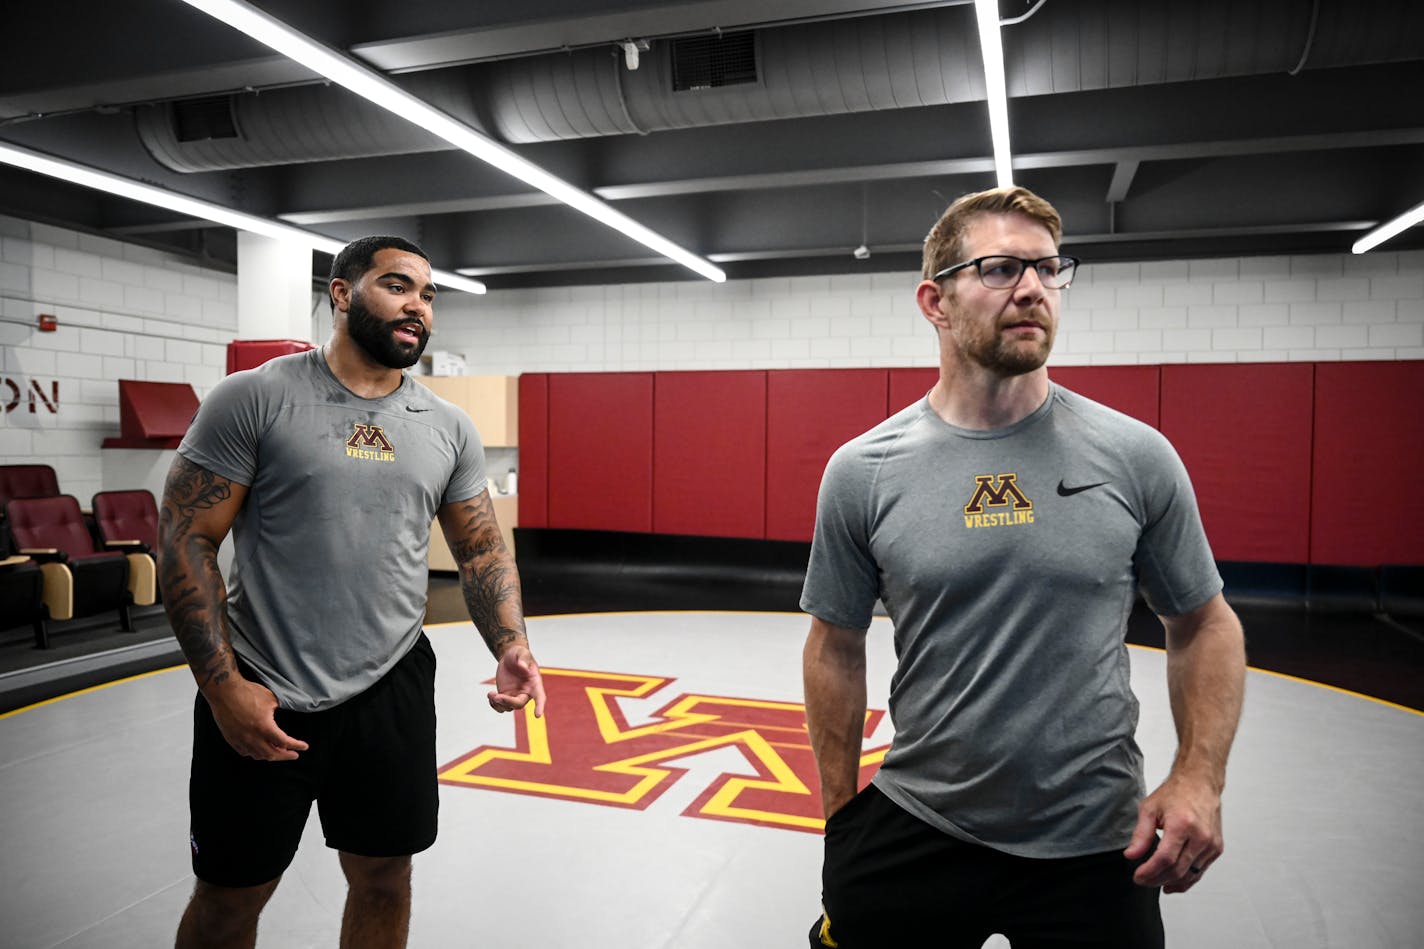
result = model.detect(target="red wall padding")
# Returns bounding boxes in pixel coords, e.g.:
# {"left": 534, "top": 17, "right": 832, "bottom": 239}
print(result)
{"left": 525, "top": 360, "right": 1423, "bottom": 566}
{"left": 888, "top": 367, "right": 938, "bottom": 416}
{"left": 547, "top": 373, "right": 654, "bottom": 533}
{"left": 1311, "top": 362, "right": 1424, "bottom": 566}
{"left": 517, "top": 374, "right": 548, "bottom": 528}
{"left": 653, "top": 371, "right": 768, "bottom": 538}
{"left": 765, "top": 369, "right": 888, "bottom": 542}
{"left": 1160, "top": 364, "right": 1313, "bottom": 564}
{"left": 1050, "top": 366, "right": 1161, "bottom": 428}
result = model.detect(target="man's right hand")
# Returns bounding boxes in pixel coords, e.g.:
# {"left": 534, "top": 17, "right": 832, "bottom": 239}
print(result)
{"left": 204, "top": 678, "right": 309, "bottom": 761}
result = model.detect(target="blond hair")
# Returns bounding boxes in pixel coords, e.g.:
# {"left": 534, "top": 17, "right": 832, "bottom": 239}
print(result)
{"left": 921, "top": 186, "right": 1063, "bottom": 280}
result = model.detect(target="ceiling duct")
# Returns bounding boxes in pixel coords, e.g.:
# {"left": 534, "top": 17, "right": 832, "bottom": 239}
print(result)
{"left": 487, "top": 10, "right": 985, "bottom": 142}
{"left": 136, "top": 71, "right": 485, "bottom": 173}
{"left": 133, "top": 0, "right": 1424, "bottom": 170}
{"left": 487, "top": 0, "right": 1424, "bottom": 143}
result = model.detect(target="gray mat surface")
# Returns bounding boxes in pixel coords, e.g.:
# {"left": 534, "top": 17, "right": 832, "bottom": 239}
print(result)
{"left": 1, "top": 612, "right": 1420, "bottom": 948}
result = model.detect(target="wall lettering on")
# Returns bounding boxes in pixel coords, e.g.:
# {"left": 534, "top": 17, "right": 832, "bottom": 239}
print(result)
{"left": 2, "top": 378, "right": 60, "bottom": 414}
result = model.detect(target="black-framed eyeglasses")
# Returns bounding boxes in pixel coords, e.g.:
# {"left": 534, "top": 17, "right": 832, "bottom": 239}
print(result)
{"left": 932, "top": 255, "right": 1080, "bottom": 290}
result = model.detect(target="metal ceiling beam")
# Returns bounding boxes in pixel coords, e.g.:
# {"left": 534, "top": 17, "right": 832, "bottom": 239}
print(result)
{"left": 0, "top": 58, "right": 315, "bottom": 121}
{"left": 457, "top": 256, "right": 669, "bottom": 277}
{"left": 271, "top": 127, "right": 1424, "bottom": 221}
{"left": 350, "top": 0, "right": 968, "bottom": 72}
{"left": 1105, "top": 161, "right": 1139, "bottom": 204}
{"left": 1071, "top": 220, "right": 1377, "bottom": 245}
{"left": 1013, "top": 129, "right": 1424, "bottom": 170}
{"left": 598, "top": 126, "right": 1424, "bottom": 199}
{"left": 593, "top": 160, "right": 995, "bottom": 200}
{"left": 280, "top": 193, "right": 562, "bottom": 225}
{"left": 456, "top": 218, "right": 1382, "bottom": 276}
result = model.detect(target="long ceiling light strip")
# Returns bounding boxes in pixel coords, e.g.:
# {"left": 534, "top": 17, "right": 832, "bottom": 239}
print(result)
{"left": 177, "top": 0, "right": 726, "bottom": 284}
{"left": 1352, "top": 198, "right": 1424, "bottom": 253}
{"left": 0, "top": 142, "right": 488, "bottom": 295}
{"left": 975, "top": 0, "right": 1014, "bottom": 188}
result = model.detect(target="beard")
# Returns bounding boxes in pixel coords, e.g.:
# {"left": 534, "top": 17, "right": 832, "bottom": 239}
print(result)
{"left": 346, "top": 292, "right": 430, "bottom": 369}
{"left": 951, "top": 303, "right": 1056, "bottom": 376}
{"left": 965, "top": 329, "right": 1053, "bottom": 375}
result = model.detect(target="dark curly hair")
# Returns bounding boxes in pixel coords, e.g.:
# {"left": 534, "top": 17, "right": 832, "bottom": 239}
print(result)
{"left": 327, "top": 236, "right": 430, "bottom": 311}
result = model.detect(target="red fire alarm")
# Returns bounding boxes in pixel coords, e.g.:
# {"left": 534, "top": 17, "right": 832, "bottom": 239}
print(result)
{"left": 37, "top": 313, "right": 58, "bottom": 332}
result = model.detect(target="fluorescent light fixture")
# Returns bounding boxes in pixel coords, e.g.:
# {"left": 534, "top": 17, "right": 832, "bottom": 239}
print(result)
{"left": 0, "top": 141, "right": 488, "bottom": 295}
{"left": 0, "top": 142, "right": 343, "bottom": 251}
{"left": 177, "top": 0, "right": 726, "bottom": 283}
{"left": 1352, "top": 198, "right": 1424, "bottom": 253}
{"left": 975, "top": 0, "right": 1014, "bottom": 188}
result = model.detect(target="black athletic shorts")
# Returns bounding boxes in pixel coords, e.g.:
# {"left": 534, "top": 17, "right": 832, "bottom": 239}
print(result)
{"left": 188, "top": 633, "right": 439, "bottom": 888}
{"left": 811, "top": 784, "right": 1164, "bottom": 949}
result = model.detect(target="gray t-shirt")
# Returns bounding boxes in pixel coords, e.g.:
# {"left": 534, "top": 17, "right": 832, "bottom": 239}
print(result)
{"left": 178, "top": 348, "right": 486, "bottom": 711}
{"left": 801, "top": 384, "right": 1221, "bottom": 858}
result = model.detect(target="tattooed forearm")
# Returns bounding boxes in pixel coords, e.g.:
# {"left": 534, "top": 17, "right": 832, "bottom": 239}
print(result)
{"left": 461, "top": 558, "right": 522, "bottom": 654}
{"left": 159, "top": 456, "right": 241, "bottom": 691}
{"left": 446, "top": 495, "right": 527, "bottom": 657}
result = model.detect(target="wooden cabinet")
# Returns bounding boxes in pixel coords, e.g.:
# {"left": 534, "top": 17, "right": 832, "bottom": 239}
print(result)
{"left": 412, "top": 375, "right": 519, "bottom": 446}
{"left": 414, "top": 375, "right": 520, "bottom": 571}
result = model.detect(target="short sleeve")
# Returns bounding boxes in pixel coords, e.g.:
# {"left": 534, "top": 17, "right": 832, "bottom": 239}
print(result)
{"left": 800, "top": 442, "right": 880, "bottom": 631}
{"left": 176, "top": 371, "right": 268, "bottom": 486}
{"left": 1132, "top": 434, "right": 1223, "bottom": 617}
{"left": 442, "top": 408, "right": 488, "bottom": 505}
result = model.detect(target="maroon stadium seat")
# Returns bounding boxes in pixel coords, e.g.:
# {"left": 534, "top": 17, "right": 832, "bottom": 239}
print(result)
{"left": 92, "top": 489, "right": 160, "bottom": 553}
{"left": 5, "top": 495, "right": 153, "bottom": 639}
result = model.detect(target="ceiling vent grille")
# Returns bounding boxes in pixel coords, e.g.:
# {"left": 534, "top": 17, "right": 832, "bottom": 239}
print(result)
{"left": 172, "top": 96, "right": 239, "bottom": 142}
{"left": 671, "top": 32, "right": 758, "bottom": 91}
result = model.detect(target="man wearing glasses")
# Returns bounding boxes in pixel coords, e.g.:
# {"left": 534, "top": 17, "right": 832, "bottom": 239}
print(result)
{"left": 802, "top": 187, "right": 1245, "bottom": 947}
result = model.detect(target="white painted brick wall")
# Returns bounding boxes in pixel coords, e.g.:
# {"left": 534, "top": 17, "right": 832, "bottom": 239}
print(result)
{"left": 0, "top": 215, "right": 237, "bottom": 500}
{"left": 1371, "top": 322, "right": 1424, "bottom": 348}
{"left": 430, "top": 247, "right": 1424, "bottom": 375}
{"left": 1165, "top": 283, "right": 1214, "bottom": 306}
{"left": 1213, "top": 281, "right": 1263, "bottom": 305}
{"left": 3, "top": 214, "right": 1423, "bottom": 496}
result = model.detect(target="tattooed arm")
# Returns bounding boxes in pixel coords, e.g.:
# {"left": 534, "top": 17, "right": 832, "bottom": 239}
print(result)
{"left": 437, "top": 490, "right": 545, "bottom": 717}
{"left": 159, "top": 455, "right": 308, "bottom": 760}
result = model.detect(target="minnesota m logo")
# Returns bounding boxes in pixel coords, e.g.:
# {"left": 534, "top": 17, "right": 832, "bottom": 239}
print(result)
{"left": 347, "top": 424, "right": 394, "bottom": 451}
{"left": 440, "top": 668, "right": 889, "bottom": 833}
{"left": 963, "top": 473, "right": 1034, "bottom": 529}
{"left": 964, "top": 473, "right": 1031, "bottom": 513}
{"left": 346, "top": 424, "right": 395, "bottom": 461}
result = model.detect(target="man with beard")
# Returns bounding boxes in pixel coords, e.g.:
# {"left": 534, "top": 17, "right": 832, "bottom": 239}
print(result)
{"left": 802, "top": 188, "right": 1245, "bottom": 948}
{"left": 159, "top": 235, "right": 544, "bottom": 948}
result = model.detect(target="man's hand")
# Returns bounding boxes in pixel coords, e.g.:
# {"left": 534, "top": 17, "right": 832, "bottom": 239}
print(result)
{"left": 1124, "top": 771, "right": 1223, "bottom": 893}
{"left": 205, "top": 678, "right": 309, "bottom": 761}
{"left": 1131, "top": 593, "right": 1244, "bottom": 894}
{"left": 488, "top": 644, "right": 545, "bottom": 718}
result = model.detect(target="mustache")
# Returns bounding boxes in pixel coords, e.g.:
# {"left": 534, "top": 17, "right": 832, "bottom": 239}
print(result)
{"left": 384, "top": 316, "right": 430, "bottom": 339}
{"left": 1000, "top": 302, "right": 1054, "bottom": 326}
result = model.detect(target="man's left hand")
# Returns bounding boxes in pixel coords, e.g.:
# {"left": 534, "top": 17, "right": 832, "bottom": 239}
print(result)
{"left": 488, "top": 644, "right": 546, "bottom": 718}
{"left": 1124, "top": 772, "right": 1223, "bottom": 894}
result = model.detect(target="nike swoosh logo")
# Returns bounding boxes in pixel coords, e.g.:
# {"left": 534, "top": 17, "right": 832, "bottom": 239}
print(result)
{"left": 405, "top": 406, "right": 432, "bottom": 413}
{"left": 1057, "top": 480, "right": 1108, "bottom": 497}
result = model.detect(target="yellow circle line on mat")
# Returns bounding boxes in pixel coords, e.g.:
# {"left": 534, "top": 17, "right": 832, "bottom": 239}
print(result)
{"left": 4, "top": 622, "right": 1420, "bottom": 719}
{"left": 0, "top": 664, "right": 185, "bottom": 719}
